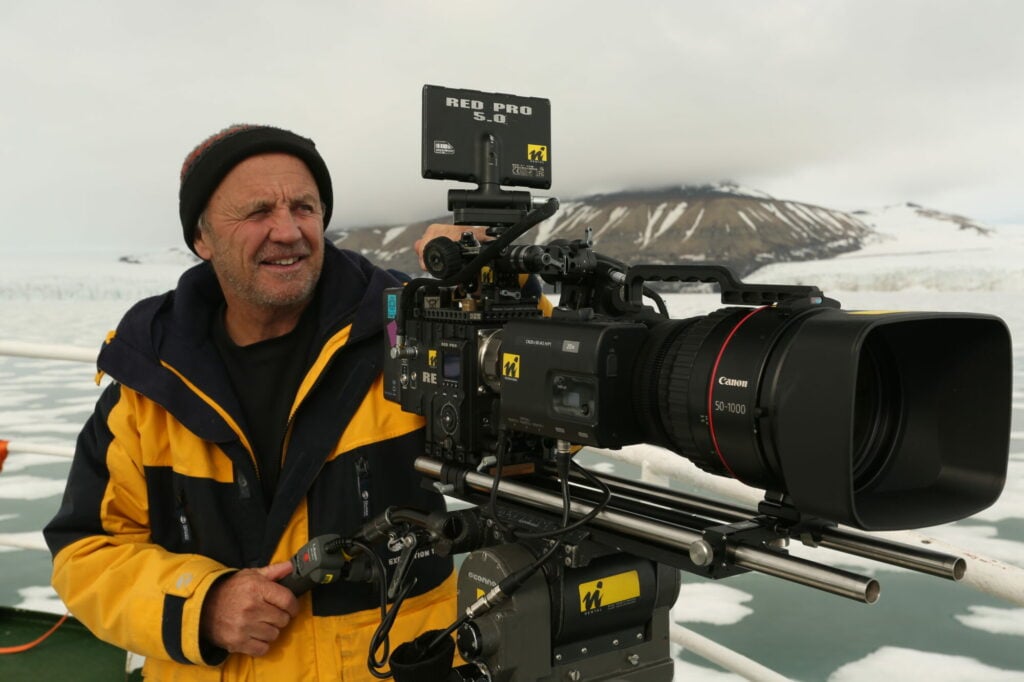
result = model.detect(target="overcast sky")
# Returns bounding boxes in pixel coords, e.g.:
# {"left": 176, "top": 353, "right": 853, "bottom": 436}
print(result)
{"left": 2, "top": 1, "right": 1021, "bottom": 253}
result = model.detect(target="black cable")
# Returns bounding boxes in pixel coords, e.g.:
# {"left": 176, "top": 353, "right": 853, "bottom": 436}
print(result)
{"left": 356, "top": 540, "right": 392, "bottom": 679}
{"left": 370, "top": 578, "right": 417, "bottom": 679}
{"left": 427, "top": 446, "right": 616, "bottom": 659}
{"left": 487, "top": 431, "right": 522, "bottom": 542}
{"left": 596, "top": 254, "right": 669, "bottom": 317}
{"left": 509, "top": 458, "right": 613, "bottom": 540}
{"left": 358, "top": 537, "right": 420, "bottom": 680}
{"left": 647, "top": 286, "right": 669, "bottom": 316}
{"left": 424, "top": 608, "right": 470, "bottom": 654}
{"left": 425, "top": 449, "right": 576, "bottom": 655}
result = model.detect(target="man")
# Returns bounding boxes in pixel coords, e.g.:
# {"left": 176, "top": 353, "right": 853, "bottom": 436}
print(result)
{"left": 44, "top": 125, "right": 458, "bottom": 680}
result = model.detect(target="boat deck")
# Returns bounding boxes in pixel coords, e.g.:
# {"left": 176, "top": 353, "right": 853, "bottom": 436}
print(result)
{"left": 0, "top": 607, "right": 141, "bottom": 680}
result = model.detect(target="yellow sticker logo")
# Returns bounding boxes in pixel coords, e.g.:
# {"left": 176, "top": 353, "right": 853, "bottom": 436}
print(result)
{"left": 578, "top": 570, "right": 640, "bottom": 613}
{"left": 480, "top": 266, "right": 495, "bottom": 285}
{"left": 502, "top": 353, "right": 520, "bottom": 380}
{"left": 428, "top": 349, "right": 438, "bottom": 367}
{"left": 527, "top": 144, "right": 548, "bottom": 162}
{"left": 476, "top": 587, "right": 485, "bottom": 600}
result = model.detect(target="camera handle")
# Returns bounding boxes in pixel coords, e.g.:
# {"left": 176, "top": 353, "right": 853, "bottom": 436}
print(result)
{"left": 278, "top": 534, "right": 376, "bottom": 594}
{"left": 621, "top": 264, "right": 839, "bottom": 309}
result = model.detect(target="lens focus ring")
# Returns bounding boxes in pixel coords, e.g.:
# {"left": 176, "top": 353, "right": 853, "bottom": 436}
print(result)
{"left": 659, "top": 310, "right": 738, "bottom": 474}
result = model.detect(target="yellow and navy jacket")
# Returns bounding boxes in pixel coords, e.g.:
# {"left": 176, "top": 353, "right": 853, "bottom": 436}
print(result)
{"left": 44, "top": 244, "right": 457, "bottom": 681}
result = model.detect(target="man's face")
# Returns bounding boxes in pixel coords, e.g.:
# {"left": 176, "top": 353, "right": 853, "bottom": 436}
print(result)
{"left": 194, "top": 153, "right": 325, "bottom": 317}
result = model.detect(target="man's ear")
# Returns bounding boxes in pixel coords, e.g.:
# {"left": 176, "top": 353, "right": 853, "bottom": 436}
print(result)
{"left": 193, "top": 228, "right": 212, "bottom": 261}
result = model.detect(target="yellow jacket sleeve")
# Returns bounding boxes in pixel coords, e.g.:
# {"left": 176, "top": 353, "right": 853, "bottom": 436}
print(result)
{"left": 48, "top": 384, "right": 235, "bottom": 666}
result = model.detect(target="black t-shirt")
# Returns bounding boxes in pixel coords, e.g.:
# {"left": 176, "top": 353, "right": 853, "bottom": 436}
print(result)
{"left": 211, "top": 303, "right": 318, "bottom": 506}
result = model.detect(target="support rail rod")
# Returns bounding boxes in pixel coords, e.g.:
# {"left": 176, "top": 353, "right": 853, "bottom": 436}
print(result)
{"left": 597, "top": 446, "right": 1016, "bottom": 596}
{"left": 583, "top": 468, "right": 966, "bottom": 582}
{"left": 816, "top": 526, "right": 966, "bottom": 581}
{"left": 415, "top": 457, "right": 879, "bottom": 603}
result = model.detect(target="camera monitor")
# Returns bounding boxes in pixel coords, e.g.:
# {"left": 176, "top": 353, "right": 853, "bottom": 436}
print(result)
{"left": 422, "top": 85, "right": 551, "bottom": 189}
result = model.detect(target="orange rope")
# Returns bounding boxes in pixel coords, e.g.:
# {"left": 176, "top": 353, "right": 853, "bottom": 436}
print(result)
{"left": 0, "top": 439, "right": 69, "bottom": 652}
{"left": 0, "top": 613, "right": 70, "bottom": 654}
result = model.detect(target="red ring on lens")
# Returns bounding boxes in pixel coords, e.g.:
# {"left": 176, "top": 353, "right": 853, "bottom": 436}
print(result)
{"left": 707, "top": 306, "right": 769, "bottom": 480}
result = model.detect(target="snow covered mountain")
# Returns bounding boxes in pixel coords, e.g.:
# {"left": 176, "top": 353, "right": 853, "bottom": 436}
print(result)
{"left": 747, "top": 203, "right": 1024, "bottom": 292}
{"left": 330, "top": 184, "right": 871, "bottom": 277}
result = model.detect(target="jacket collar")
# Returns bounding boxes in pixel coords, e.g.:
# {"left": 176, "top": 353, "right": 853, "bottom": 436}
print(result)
{"left": 98, "top": 242, "right": 402, "bottom": 440}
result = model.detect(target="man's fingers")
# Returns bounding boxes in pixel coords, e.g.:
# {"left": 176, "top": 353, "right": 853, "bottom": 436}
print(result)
{"left": 259, "top": 561, "right": 294, "bottom": 582}
{"left": 415, "top": 224, "right": 490, "bottom": 270}
{"left": 249, "top": 642, "right": 271, "bottom": 657}
{"left": 260, "top": 603, "right": 294, "bottom": 630}
{"left": 236, "top": 637, "right": 271, "bottom": 658}
{"left": 261, "top": 583, "right": 300, "bottom": 617}
{"left": 201, "top": 565, "right": 300, "bottom": 655}
{"left": 215, "top": 609, "right": 288, "bottom": 655}
{"left": 248, "top": 620, "right": 285, "bottom": 644}
{"left": 257, "top": 561, "right": 300, "bottom": 615}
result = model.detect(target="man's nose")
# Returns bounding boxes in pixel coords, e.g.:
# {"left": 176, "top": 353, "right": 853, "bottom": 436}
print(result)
{"left": 266, "top": 207, "right": 303, "bottom": 242}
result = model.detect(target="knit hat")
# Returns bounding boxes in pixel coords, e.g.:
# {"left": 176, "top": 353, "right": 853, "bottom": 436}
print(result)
{"left": 178, "top": 124, "right": 334, "bottom": 254}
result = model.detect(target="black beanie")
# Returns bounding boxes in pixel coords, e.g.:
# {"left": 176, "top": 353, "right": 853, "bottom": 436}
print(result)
{"left": 178, "top": 124, "right": 334, "bottom": 254}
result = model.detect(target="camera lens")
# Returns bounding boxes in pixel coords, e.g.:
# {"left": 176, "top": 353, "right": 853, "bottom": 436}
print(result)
{"left": 849, "top": 337, "right": 901, "bottom": 492}
{"left": 629, "top": 306, "right": 1009, "bottom": 529}
{"left": 639, "top": 305, "right": 907, "bottom": 495}
{"left": 635, "top": 307, "right": 781, "bottom": 486}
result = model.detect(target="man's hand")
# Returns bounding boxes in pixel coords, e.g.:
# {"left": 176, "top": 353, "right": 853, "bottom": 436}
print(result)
{"left": 414, "top": 224, "right": 490, "bottom": 271}
{"left": 200, "top": 561, "right": 299, "bottom": 657}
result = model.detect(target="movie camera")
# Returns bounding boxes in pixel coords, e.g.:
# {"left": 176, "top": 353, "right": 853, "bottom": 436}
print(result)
{"left": 288, "top": 86, "right": 1012, "bottom": 681}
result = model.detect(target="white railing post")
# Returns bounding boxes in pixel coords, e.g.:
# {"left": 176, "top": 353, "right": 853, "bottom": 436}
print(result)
{"left": 0, "top": 340, "right": 96, "bottom": 364}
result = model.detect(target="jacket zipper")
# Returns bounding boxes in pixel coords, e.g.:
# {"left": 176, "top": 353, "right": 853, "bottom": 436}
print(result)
{"left": 237, "top": 470, "right": 252, "bottom": 499}
{"left": 176, "top": 490, "right": 193, "bottom": 544}
{"left": 355, "top": 455, "right": 372, "bottom": 520}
